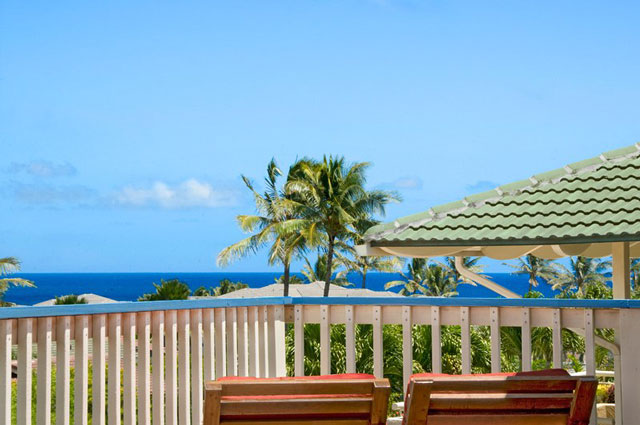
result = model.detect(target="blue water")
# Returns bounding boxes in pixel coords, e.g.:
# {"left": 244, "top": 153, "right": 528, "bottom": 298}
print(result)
{"left": 4, "top": 272, "right": 561, "bottom": 306}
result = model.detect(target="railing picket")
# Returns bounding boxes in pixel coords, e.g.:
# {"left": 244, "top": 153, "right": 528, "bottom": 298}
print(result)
{"left": 56, "top": 316, "right": 71, "bottom": 425}
{"left": 345, "top": 306, "right": 356, "bottom": 374}
{"left": 178, "top": 309, "right": 191, "bottom": 425}
{"left": 36, "top": 317, "right": 53, "bottom": 425}
{"left": 460, "top": 307, "right": 471, "bottom": 375}
{"left": 552, "top": 308, "right": 562, "bottom": 368}
{"left": 237, "top": 306, "right": 248, "bottom": 376}
{"left": 203, "top": 309, "right": 215, "bottom": 381}
{"left": 248, "top": 306, "right": 260, "bottom": 377}
{"left": 294, "top": 305, "right": 304, "bottom": 376}
{"left": 93, "top": 314, "right": 107, "bottom": 425}
{"left": 259, "top": 306, "right": 269, "bottom": 377}
{"left": 431, "top": 306, "right": 441, "bottom": 374}
{"left": 320, "top": 305, "right": 331, "bottom": 375}
{"left": 165, "top": 310, "right": 179, "bottom": 425}
{"left": 122, "top": 313, "right": 136, "bottom": 425}
{"left": 226, "top": 307, "right": 238, "bottom": 376}
{"left": 214, "top": 308, "right": 227, "bottom": 378}
{"left": 584, "top": 309, "right": 597, "bottom": 425}
{"left": 490, "top": 307, "right": 501, "bottom": 373}
{"left": 373, "top": 306, "right": 383, "bottom": 378}
{"left": 190, "top": 309, "right": 203, "bottom": 425}
{"left": 402, "top": 306, "right": 413, "bottom": 394}
{"left": 152, "top": 311, "right": 165, "bottom": 425}
{"left": 137, "top": 312, "right": 152, "bottom": 425}
{"left": 17, "top": 318, "right": 33, "bottom": 425}
{"left": 75, "top": 315, "right": 90, "bottom": 425}
{"left": 273, "top": 305, "right": 287, "bottom": 377}
{"left": 521, "top": 308, "right": 532, "bottom": 371}
{"left": 0, "top": 320, "right": 11, "bottom": 424}
{"left": 108, "top": 314, "right": 122, "bottom": 425}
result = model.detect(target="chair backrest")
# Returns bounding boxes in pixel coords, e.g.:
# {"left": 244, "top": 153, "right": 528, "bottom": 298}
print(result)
{"left": 204, "top": 377, "right": 391, "bottom": 425}
{"left": 404, "top": 375, "right": 597, "bottom": 425}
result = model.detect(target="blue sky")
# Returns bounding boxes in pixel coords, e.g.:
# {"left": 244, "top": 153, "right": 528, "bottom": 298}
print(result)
{"left": 1, "top": 1, "right": 639, "bottom": 273}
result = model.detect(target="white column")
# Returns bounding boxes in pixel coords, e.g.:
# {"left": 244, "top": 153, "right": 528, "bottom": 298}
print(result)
{"left": 619, "top": 308, "right": 640, "bottom": 424}
{"left": 613, "top": 242, "right": 631, "bottom": 299}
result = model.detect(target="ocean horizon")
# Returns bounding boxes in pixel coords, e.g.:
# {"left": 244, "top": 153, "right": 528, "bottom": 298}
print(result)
{"left": 4, "top": 272, "right": 564, "bottom": 306}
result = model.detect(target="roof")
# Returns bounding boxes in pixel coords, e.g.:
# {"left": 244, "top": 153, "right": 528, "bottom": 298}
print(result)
{"left": 362, "top": 144, "right": 640, "bottom": 259}
{"left": 210, "top": 281, "right": 402, "bottom": 298}
{"left": 34, "top": 293, "right": 118, "bottom": 306}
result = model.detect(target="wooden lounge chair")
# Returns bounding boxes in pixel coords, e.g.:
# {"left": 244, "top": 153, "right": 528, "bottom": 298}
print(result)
{"left": 403, "top": 370, "right": 597, "bottom": 425}
{"left": 203, "top": 374, "right": 391, "bottom": 425}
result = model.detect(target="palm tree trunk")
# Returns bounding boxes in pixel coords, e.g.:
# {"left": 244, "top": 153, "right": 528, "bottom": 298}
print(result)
{"left": 283, "top": 261, "right": 291, "bottom": 297}
{"left": 324, "top": 236, "right": 335, "bottom": 297}
{"left": 361, "top": 270, "right": 367, "bottom": 289}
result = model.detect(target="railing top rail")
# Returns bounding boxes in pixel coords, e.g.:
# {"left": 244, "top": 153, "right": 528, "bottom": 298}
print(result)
{"left": 2, "top": 296, "right": 640, "bottom": 319}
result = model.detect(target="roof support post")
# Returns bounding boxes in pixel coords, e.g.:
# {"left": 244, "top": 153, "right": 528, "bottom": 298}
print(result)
{"left": 612, "top": 242, "right": 630, "bottom": 299}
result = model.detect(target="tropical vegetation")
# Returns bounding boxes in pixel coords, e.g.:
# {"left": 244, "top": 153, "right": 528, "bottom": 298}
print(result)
{"left": 385, "top": 258, "right": 460, "bottom": 297}
{"left": 138, "top": 278, "right": 191, "bottom": 301}
{"left": 54, "top": 294, "right": 88, "bottom": 305}
{"left": 218, "top": 156, "right": 398, "bottom": 296}
{"left": 0, "top": 257, "right": 34, "bottom": 307}
{"left": 503, "top": 254, "right": 559, "bottom": 293}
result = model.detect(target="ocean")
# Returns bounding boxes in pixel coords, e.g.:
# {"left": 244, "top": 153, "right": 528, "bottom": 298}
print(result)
{"left": 4, "top": 272, "right": 561, "bottom": 306}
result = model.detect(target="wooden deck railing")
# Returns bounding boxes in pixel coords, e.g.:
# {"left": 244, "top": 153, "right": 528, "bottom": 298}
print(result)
{"left": 1, "top": 297, "right": 640, "bottom": 425}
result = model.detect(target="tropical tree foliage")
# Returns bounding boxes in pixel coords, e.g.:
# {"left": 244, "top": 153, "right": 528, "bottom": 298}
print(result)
{"left": 0, "top": 257, "right": 34, "bottom": 307}
{"left": 54, "top": 294, "right": 88, "bottom": 305}
{"left": 338, "top": 219, "right": 403, "bottom": 289}
{"left": 301, "top": 252, "right": 351, "bottom": 286}
{"left": 217, "top": 159, "right": 306, "bottom": 296}
{"left": 284, "top": 156, "right": 398, "bottom": 296}
{"left": 385, "top": 259, "right": 458, "bottom": 297}
{"left": 212, "top": 279, "right": 248, "bottom": 296}
{"left": 550, "top": 256, "right": 609, "bottom": 296}
{"left": 504, "top": 254, "right": 559, "bottom": 292}
{"left": 439, "top": 256, "right": 485, "bottom": 285}
{"left": 138, "top": 279, "right": 191, "bottom": 301}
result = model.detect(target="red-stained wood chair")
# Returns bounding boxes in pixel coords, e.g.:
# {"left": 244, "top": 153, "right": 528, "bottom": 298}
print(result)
{"left": 403, "top": 370, "right": 597, "bottom": 425}
{"left": 203, "top": 374, "right": 391, "bottom": 425}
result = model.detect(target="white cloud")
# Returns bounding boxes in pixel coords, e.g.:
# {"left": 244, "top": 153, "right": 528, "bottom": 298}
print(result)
{"left": 115, "top": 179, "right": 237, "bottom": 209}
{"left": 379, "top": 176, "right": 423, "bottom": 191}
{"left": 465, "top": 180, "right": 500, "bottom": 193}
{"left": 7, "top": 161, "right": 77, "bottom": 177}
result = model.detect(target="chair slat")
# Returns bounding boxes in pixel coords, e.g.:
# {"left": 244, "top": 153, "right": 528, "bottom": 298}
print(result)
{"left": 220, "top": 380, "right": 378, "bottom": 396}
{"left": 220, "top": 398, "right": 374, "bottom": 416}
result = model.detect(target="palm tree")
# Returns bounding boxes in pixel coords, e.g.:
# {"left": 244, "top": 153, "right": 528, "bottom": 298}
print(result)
{"left": 439, "top": 256, "right": 485, "bottom": 285}
{"left": 212, "top": 279, "right": 248, "bottom": 296}
{"left": 139, "top": 279, "right": 191, "bottom": 301}
{"left": 301, "top": 253, "right": 351, "bottom": 286}
{"left": 386, "top": 259, "right": 458, "bottom": 297}
{"left": 504, "top": 254, "right": 559, "bottom": 293}
{"left": 285, "top": 156, "right": 398, "bottom": 296}
{"left": 550, "top": 256, "right": 609, "bottom": 296}
{"left": 338, "top": 219, "right": 403, "bottom": 289}
{"left": 217, "top": 159, "right": 305, "bottom": 296}
{"left": 0, "top": 257, "right": 34, "bottom": 306}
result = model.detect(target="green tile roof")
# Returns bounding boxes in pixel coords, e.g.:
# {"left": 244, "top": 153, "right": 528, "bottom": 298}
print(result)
{"left": 366, "top": 144, "right": 640, "bottom": 247}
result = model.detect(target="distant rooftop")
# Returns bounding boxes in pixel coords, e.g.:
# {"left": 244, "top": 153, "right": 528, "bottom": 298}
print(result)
{"left": 208, "top": 281, "right": 402, "bottom": 298}
{"left": 34, "top": 293, "right": 118, "bottom": 306}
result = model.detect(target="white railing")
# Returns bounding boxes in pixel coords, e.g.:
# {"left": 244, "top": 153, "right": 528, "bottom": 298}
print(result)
{"left": 1, "top": 297, "right": 640, "bottom": 425}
